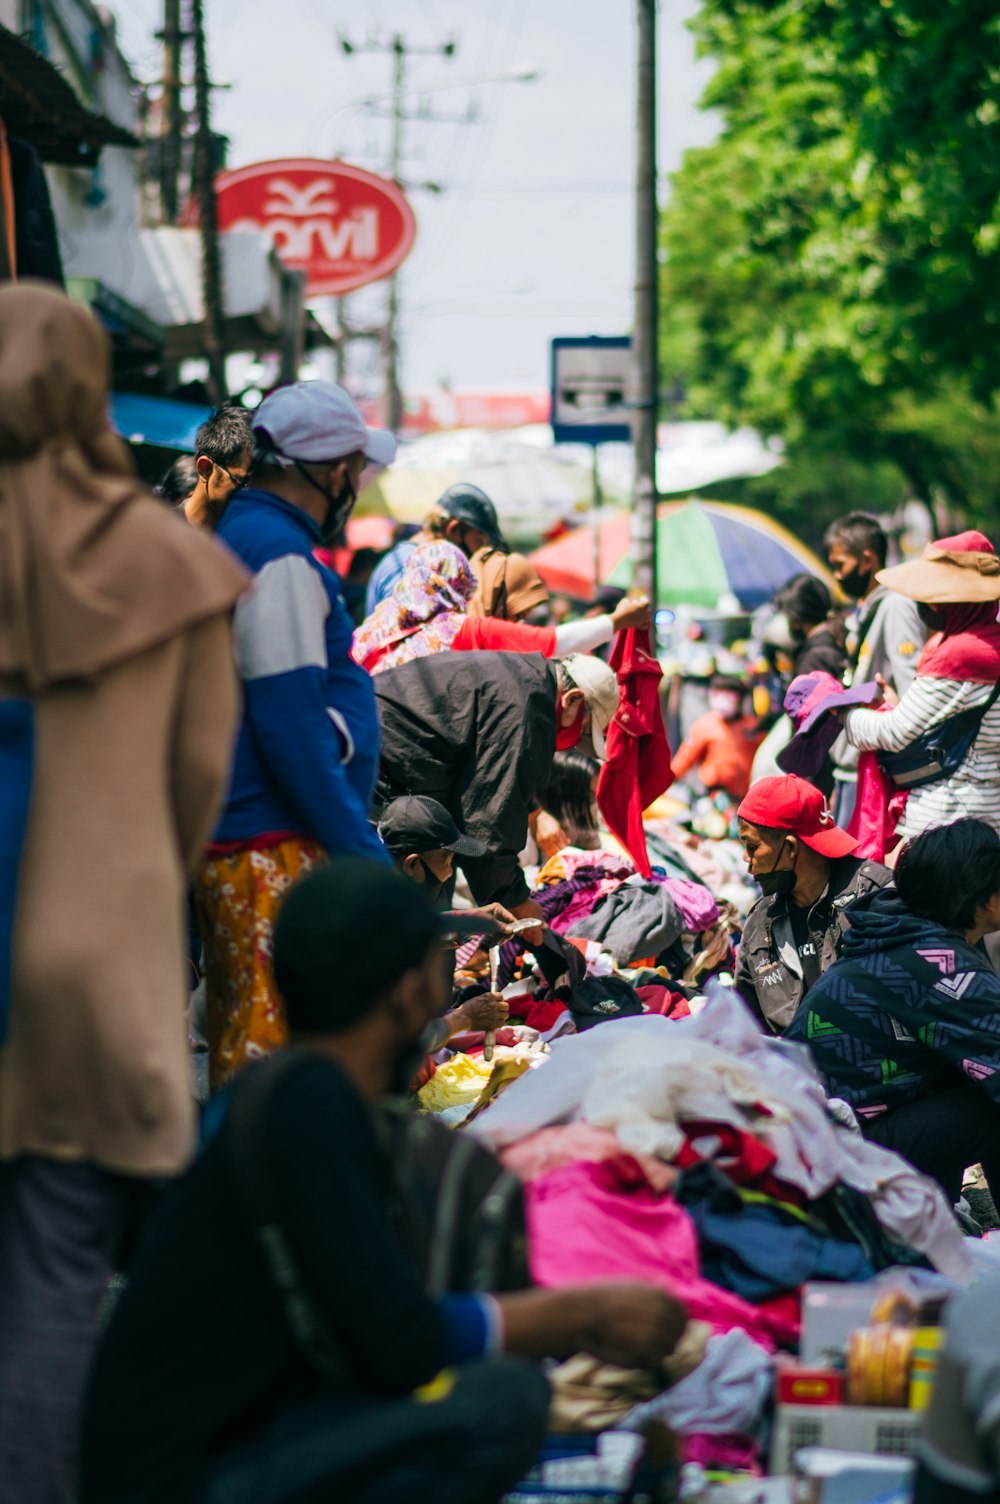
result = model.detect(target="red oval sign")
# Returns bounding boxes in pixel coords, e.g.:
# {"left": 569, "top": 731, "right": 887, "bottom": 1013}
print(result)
{"left": 212, "top": 158, "right": 417, "bottom": 297}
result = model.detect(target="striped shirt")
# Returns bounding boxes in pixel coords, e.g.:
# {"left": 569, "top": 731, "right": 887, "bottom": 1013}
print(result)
{"left": 846, "top": 675, "right": 1000, "bottom": 837}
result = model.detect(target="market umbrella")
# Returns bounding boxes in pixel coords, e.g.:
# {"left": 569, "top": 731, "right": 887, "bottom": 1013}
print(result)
{"left": 354, "top": 426, "right": 624, "bottom": 544}
{"left": 529, "top": 500, "right": 835, "bottom": 609}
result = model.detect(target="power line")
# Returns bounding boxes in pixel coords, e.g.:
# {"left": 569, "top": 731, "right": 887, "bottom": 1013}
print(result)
{"left": 339, "top": 30, "right": 469, "bottom": 432}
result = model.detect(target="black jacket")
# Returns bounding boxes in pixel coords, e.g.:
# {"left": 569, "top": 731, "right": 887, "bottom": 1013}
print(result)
{"left": 735, "top": 855, "right": 892, "bottom": 1034}
{"left": 374, "top": 651, "right": 558, "bottom": 907}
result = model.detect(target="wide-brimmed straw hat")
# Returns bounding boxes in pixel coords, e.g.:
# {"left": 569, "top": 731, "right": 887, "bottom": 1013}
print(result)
{"left": 877, "top": 530, "right": 1000, "bottom": 604}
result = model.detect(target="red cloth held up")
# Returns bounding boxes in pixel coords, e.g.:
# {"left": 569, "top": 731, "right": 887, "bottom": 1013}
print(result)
{"left": 596, "top": 628, "right": 673, "bottom": 877}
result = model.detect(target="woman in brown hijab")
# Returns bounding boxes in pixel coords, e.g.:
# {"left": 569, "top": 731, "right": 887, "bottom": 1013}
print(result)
{"left": 0, "top": 284, "right": 247, "bottom": 1503}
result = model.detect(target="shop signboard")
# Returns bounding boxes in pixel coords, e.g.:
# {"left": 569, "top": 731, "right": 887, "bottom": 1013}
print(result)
{"left": 208, "top": 158, "right": 417, "bottom": 297}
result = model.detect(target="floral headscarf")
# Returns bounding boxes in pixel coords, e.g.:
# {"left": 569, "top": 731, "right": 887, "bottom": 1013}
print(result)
{"left": 353, "top": 541, "right": 475, "bottom": 674}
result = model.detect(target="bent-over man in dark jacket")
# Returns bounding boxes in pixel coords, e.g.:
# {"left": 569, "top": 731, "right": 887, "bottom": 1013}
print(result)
{"left": 374, "top": 651, "right": 616, "bottom": 917}
{"left": 734, "top": 774, "right": 891, "bottom": 1034}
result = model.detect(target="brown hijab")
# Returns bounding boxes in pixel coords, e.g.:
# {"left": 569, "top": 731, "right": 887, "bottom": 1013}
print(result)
{"left": 0, "top": 284, "right": 248, "bottom": 690}
{"left": 469, "top": 546, "right": 550, "bottom": 620}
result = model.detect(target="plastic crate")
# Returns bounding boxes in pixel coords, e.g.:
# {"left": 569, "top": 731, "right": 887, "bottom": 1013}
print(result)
{"left": 770, "top": 1403, "right": 923, "bottom": 1475}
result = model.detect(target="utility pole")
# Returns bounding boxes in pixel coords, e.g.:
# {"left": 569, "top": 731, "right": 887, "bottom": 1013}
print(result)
{"left": 190, "top": 0, "right": 226, "bottom": 403}
{"left": 340, "top": 31, "right": 459, "bottom": 433}
{"left": 159, "top": 0, "right": 183, "bottom": 224}
{"left": 632, "top": 0, "right": 659, "bottom": 604}
{"left": 385, "top": 35, "right": 405, "bottom": 433}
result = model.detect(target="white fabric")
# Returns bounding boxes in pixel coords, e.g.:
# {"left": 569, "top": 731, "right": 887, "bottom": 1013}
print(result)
{"left": 552, "top": 615, "right": 614, "bottom": 658}
{"left": 470, "top": 991, "right": 974, "bottom": 1280}
{"left": 622, "top": 1329, "right": 772, "bottom": 1436}
{"left": 234, "top": 554, "right": 330, "bottom": 679}
{"left": 846, "top": 675, "right": 1000, "bottom": 837}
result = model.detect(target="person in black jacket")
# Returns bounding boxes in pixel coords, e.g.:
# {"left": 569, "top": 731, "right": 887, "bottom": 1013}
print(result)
{"left": 734, "top": 775, "right": 891, "bottom": 1033}
{"left": 374, "top": 650, "right": 615, "bottom": 929}
{"left": 776, "top": 573, "right": 848, "bottom": 681}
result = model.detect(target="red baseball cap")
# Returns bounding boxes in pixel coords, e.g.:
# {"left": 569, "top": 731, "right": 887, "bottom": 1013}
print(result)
{"left": 737, "top": 775, "right": 858, "bottom": 859}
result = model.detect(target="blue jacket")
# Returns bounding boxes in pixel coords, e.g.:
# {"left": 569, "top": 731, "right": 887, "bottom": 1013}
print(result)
{"left": 213, "top": 490, "right": 389, "bottom": 864}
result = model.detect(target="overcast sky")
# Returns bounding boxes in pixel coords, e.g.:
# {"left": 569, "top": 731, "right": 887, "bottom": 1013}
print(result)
{"left": 105, "top": 0, "right": 719, "bottom": 395}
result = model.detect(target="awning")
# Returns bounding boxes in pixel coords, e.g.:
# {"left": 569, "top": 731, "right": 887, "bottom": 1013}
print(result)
{"left": 110, "top": 392, "right": 211, "bottom": 452}
{"left": 67, "top": 277, "right": 165, "bottom": 372}
{"left": 0, "top": 26, "right": 138, "bottom": 167}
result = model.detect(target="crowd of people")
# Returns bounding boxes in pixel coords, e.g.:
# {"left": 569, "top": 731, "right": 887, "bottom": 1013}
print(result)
{"left": 4, "top": 282, "right": 1000, "bottom": 1504}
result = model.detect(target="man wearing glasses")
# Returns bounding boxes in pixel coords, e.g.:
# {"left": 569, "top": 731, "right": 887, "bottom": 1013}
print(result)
{"left": 183, "top": 402, "right": 254, "bottom": 530}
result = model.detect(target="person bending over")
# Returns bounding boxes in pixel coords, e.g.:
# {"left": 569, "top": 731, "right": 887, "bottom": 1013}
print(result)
{"left": 786, "top": 818, "right": 1000, "bottom": 1205}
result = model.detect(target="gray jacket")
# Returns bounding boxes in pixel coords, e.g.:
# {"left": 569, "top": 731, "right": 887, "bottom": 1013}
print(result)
{"left": 734, "top": 856, "right": 892, "bottom": 1033}
{"left": 834, "top": 587, "right": 927, "bottom": 776}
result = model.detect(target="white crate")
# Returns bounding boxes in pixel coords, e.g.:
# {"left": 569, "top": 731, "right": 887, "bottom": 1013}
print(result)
{"left": 770, "top": 1404, "right": 923, "bottom": 1475}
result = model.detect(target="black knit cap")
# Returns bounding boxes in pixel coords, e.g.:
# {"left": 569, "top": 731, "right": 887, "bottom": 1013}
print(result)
{"left": 273, "top": 858, "right": 492, "bottom": 1034}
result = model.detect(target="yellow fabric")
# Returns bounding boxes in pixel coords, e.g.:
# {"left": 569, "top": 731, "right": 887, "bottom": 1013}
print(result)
{"left": 417, "top": 1053, "right": 495, "bottom": 1114}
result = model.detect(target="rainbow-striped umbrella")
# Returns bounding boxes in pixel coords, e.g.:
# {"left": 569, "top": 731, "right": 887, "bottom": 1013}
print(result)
{"left": 530, "top": 500, "right": 835, "bottom": 609}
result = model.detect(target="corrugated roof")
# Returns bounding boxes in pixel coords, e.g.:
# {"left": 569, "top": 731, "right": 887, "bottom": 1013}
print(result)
{"left": 0, "top": 25, "right": 138, "bottom": 166}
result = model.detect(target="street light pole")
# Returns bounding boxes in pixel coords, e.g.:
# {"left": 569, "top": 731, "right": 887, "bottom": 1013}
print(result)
{"left": 632, "top": 0, "right": 659, "bottom": 605}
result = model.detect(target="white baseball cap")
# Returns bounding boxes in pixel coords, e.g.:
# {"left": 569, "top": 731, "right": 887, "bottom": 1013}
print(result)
{"left": 252, "top": 381, "right": 396, "bottom": 468}
{"left": 562, "top": 653, "right": 620, "bottom": 760}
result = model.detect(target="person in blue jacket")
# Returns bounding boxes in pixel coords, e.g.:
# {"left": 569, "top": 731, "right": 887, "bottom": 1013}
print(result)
{"left": 195, "top": 380, "right": 396, "bottom": 1090}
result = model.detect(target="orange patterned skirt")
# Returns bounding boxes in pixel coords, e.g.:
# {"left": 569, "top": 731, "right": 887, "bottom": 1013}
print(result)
{"left": 195, "top": 837, "right": 324, "bottom": 1091}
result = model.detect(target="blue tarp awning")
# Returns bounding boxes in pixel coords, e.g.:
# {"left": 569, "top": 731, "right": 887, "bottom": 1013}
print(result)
{"left": 110, "top": 393, "right": 211, "bottom": 452}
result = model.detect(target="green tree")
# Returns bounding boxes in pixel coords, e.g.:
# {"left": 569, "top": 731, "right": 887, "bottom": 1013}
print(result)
{"left": 662, "top": 0, "right": 1000, "bottom": 533}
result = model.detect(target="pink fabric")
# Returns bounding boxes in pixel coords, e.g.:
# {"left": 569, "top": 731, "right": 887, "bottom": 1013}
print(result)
{"left": 682, "top": 1433, "right": 761, "bottom": 1472}
{"left": 536, "top": 849, "right": 636, "bottom": 886}
{"left": 847, "top": 746, "right": 908, "bottom": 862}
{"left": 500, "top": 1124, "right": 675, "bottom": 1193}
{"left": 663, "top": 877, "right": 719, "bottom": 933}
{"left": 549, "top": 877, "right": 624, "bottom": 934}
{"left": 525, "top": 1158, "right": 798, "bottom": 1352}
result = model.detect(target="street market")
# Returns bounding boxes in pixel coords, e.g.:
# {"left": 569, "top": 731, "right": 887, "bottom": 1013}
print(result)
{"left": 2, "top": 3, "right": 1000, "bottom": 1504}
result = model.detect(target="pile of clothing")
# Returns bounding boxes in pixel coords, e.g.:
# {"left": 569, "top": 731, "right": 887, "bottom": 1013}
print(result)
{"left": 463, "top": 993, "right": 974, "bottom": 1470}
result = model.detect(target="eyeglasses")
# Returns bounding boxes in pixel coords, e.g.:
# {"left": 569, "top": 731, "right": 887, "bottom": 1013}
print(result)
{"left": 214, "top": 461, "right": 250, "bottom": 493}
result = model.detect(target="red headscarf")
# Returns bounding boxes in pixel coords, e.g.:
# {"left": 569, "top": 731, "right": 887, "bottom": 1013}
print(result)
{"left": 917, "top": 532, "right": 1000, "bottom": 682}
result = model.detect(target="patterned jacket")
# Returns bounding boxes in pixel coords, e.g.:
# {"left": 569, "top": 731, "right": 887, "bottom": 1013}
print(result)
{"left": 785, "top": 888, "right": 1000, "bottom": 1118}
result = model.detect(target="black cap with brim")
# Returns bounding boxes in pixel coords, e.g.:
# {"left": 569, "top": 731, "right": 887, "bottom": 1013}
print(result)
{"left": 437, "top": 483, "right": 506, "bottom": 549}
{"left": 378, "top": 795, "right": 487, "bottom": 859}
{"left": 273, "top": 858, "right": 496, "bottom": 1034}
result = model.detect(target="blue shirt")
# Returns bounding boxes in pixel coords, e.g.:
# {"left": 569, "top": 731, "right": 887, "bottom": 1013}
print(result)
{"left": 213, "top": 489, "right": 389, "bottom": 864}
{"left": 365, "top": 541, "right": 417, "bottom": 616}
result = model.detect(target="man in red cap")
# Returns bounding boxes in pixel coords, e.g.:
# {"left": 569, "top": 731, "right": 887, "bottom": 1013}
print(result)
{"left": 734, "top": 774, "right": 891, "bottom": 1033}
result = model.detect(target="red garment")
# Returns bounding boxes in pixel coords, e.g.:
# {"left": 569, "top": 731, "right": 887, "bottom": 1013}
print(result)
{"left": 452, "top": 616, "right": 557, "bottom": 656}
{"left": 636, "top": 984, "right": 691, "bottom": 1020}
{"left": 506, "top": 996, "right": 570, "bottom": 1035}
{"left": 914, "top": 531, "right": 1000, "bottom": 682}
{"left": 918, "top": 600, "right": 1000, "bottom": 683}
{"left": 596, "top": 629, "right": 673, "bottom": 877}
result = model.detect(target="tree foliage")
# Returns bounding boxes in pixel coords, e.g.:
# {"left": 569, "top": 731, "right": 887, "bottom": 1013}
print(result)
{"left": 662, "top": 0, "right": 1000, "bottom": 539}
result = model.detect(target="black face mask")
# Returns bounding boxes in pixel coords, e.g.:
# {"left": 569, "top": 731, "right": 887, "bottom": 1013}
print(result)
{"left": 416, "top": 858, "right": 449, "bottom": 903}
{"left": 917, "top": 603, "right": 945, "bottom": 632}
{"left": 838, "top": 564, "right": 871, "bottom": 601}
{"left": 319, "top": 474, "right": 357, "bottom": 546}
{"left": 757, "top": 838, "right": 797, "bottom": 899}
